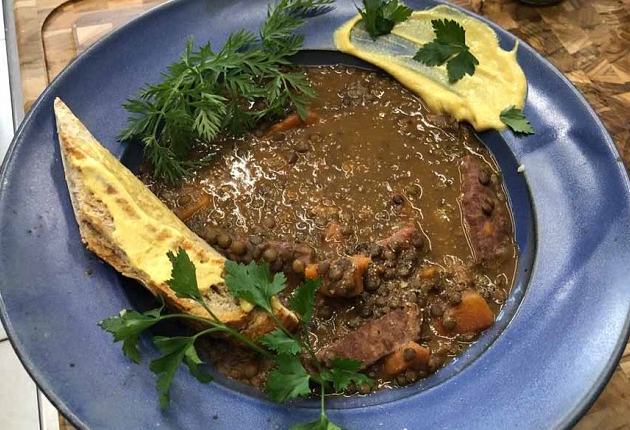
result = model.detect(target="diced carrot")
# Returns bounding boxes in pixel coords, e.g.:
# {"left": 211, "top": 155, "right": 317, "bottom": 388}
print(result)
{"left": 307, "top": 255, "right": 371, "bottom": 297}
{"left": 350, "top": 255, "right": 371, "bottom": 281}
{"left": 304, "top": 264, "right": 319, "bottom": 280}
{"left": 419, "top": 266, "right": 438, "bottom": 279}
{"left": 174, "top": 193, "right": 211, "bottom": 221}
{"left": 350, "top": 254, "right": 371, "bottom": 270}
{"left": 350, "top": 255, "right": 371, "bottom": 295}
{"left": 382, "top": 341, "right": 431, "bottom": 377}
{"left": 263, "top": 110, "right": 320, "bottom": 138}
{"left": 443, "top": 290, "right": 494, "bottom": 334}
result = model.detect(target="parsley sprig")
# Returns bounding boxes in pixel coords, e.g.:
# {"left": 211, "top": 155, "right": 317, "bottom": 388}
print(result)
{"left": 100, "top": 249, "right": 373, "bottom": 428}
{"left": 500, "top": 105, "right": 535, "bottom": 135}
{"left": 413, "top": 18, "right": 479, "bottom": 83}
{"left": 358, "top": 0, "right": 412, "bottom": 40}
{"left": 100, "top": 249, "right": 269, "bottom": 408}
{"left": 119, "top": 0, "right": 333, "bottom": 184}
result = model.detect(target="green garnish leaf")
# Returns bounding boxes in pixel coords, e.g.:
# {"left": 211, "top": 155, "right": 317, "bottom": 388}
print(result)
{"left": 432, "top": 17, "right": 466, "bottom": 45}
{"left": 150, "top": 336, "right": 213, "bottom": 409}
{"left": 446, "top": 50, "right": 479, "bottom": 84}
{"left": 411, "top": 41, "right": 459, "bottom": 66}
{"left": 259, "top": 329, "right": 304, "bottom": 355}
{"left": 103, "top": 249, "right": 360, "bottom": 423}
{"left": 500, "top": 105, "right": 535, "bottom": 134}
{"left": 266, "top": 354, "right": 312, "bottom": 402}
{"left": 99, "top": 305, "right": 164, "bottom": 363}
{"left": 182, "top": 343, "right": 215, "bottom": 385}
{"left": 413, "top": 18, "right": 479, "bottom": 83}
{"left": 320, "top": 358, "right": 374, "bottom": 392}
{"left": 224, "top": 260, "right": 287, "bottom": 313}
{"left": 120, "top": 0, "right": 334, "bottom": 184}
{"left": 166, "top": 248, "right": 203, "bottom": 302}
{"left": 290, "top": 414, "right": 343, "bottom": 430}
{"left": 289, "top": 278, "right": 322, "bottom": 324}
{"left": 358, "top": 0, "right": 412, "bottom": 40}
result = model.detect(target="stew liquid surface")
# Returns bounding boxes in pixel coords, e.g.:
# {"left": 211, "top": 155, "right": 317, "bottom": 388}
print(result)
{"left": 143, "top": 66, "right": 517, "bottom": 392}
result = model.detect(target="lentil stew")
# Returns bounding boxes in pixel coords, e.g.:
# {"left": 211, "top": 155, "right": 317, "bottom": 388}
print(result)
{"left": 142, "top": 66, "right": 517, "bottom": 392}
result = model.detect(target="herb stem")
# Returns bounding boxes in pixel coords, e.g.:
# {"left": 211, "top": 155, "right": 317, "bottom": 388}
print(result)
{"left": 192, "top": 327, "right": 225, "bottom": 337}
{"left": 268, "top": 307, "right": 297, "bottom": 339}
{"left": 320, "top": 380, "right": 326, "bottom": 418}
{"left": 200, "top": 299, "right": 272, "bottom": 357}
{"left": 157, "top": 309, "right": 272, "bottom": 358}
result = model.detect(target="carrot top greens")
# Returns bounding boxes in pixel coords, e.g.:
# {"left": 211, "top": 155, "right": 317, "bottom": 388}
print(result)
{"left": 119, "top": 0, "right": 333, "bottom": 184}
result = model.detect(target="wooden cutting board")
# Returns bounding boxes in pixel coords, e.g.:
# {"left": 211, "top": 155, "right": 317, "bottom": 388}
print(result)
{"left": 11, "top": 0, "right": 630, "bottom": 429}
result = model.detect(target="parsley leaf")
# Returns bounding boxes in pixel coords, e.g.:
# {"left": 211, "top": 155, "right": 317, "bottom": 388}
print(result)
{"left": 446, "top": 50, "right": 479, "bottom": 83}
{"left": 358, "top": 0, "right": 412, "bottom": 40}
{"left": 150, "top": 336, "right": 213, "bottom": 409}
{"left": 265, "top": 354, "right": 312, "bottom": 402}
{"left": 259, "top": 329, "right": 303, "bottom": 355}
{"left": 500, "top": 105, "right": 535, "bottom": 134}
{"left": 320, "top": 358, "right": 374, "bottom": 392}
{"left": 412, "top": 42, "right": 460, "bottom": 66}
{"left": 413, "top": 19, "right": 479, "bottom": 83}
{"left": 99, "top": 306, "right": 164, "bottom": 363}
{"left": 102, "top": 250, "right": 368, "bottom": 426}
{"left": 290, "top": 414, "right": 343, "bottom": 430}
{"left": 182, "top": 342, "right": 214, "bottom": 385}
{"left": 289, "top": 278, "right": 322, "bottom": 324}
{"left": 224, "top": 260, "right": 287, "bottom": 313}
{"left": 433, "top": 17, "right": 466, "bottom": 45}
{"left": 166, "top": 248, "right": 203, "bottom": 302}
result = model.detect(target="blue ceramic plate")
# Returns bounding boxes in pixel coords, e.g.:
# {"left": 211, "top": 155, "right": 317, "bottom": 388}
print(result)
{"left": 1, "top": 0, "right": 629, "bottom": 429}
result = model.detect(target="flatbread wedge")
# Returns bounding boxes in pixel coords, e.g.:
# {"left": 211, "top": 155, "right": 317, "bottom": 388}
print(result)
{"left": 54, "top": 98, "right": 298, "bottom": 338}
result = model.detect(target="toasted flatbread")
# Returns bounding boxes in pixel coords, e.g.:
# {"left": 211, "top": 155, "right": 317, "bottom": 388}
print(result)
{"left": 54, "top": 98, "right": 297, "bottom": 337}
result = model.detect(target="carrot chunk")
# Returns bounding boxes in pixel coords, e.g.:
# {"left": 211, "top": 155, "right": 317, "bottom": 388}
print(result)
{"left": 419, "top": 266, "right": 438, "bottom": 279}
{"left": 174, "top": 193, "right": 210, "bottom": 221}
{"left": 350, "top": 255, "right": 370, "bottom": 288}
{"left": 304, "top": 263, "right": 319, "bottom": 280}
{"left": 443, "top": 291, "right": 494, "bottom": 334}
{"left": 382, "top": 341, "right": 430, "bottom": 377}
{"left": 263, "top": 110, "right": 319, "bottom": 138}
{"left": 350, "top": 254, "right": 371, "bottom": 270}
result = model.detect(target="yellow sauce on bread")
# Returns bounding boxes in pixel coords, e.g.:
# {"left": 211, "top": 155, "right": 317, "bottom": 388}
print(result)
{"left": 334, "top": 5, "right": 527, "bottom": 131}
{"left": 54, "top": 99, "right": 227, "bottom": 294}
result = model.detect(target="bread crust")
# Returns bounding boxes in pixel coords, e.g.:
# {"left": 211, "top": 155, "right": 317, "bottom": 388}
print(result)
{"left": 54, "top": 98, "right": 298, "bottom": 336}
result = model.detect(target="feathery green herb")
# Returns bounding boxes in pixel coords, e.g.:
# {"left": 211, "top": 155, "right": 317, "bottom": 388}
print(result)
{"left": 100, "top": 248, "right": 371, "bottom": 429}
{"left": 358, "top": 0, "right": 412, "bottom": 39}
{"left": 500, "top": 105, "right": 535, "bottom": 135}
{"left": 413, "top": 18, "right": 479, "bottom": 83}
{"left": 119, "top": 0, "right": 333, "bottom": 184}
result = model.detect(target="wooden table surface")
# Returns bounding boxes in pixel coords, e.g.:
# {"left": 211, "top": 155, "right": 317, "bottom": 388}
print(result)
{"left": 11, "top": 0, "right": 630, "bottom": 428}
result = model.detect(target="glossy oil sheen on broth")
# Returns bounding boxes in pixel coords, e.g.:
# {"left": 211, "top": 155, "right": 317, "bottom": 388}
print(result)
{"left": 145, "top": 66, "right": 517, "bottom": 389}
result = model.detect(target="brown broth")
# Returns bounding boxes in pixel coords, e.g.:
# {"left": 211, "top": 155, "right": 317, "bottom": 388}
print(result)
{"left": 143, "top": 66, "right": 517, "bottom": 390}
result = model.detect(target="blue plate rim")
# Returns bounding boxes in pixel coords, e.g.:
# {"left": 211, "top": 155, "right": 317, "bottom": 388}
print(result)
{"left": 0, "top": 0, "right": 628, "bottom": 429}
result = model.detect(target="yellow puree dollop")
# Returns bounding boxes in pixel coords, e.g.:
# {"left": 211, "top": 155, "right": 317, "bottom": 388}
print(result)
{"left": 334, "top": 5, "right": 527, "bottom": 131}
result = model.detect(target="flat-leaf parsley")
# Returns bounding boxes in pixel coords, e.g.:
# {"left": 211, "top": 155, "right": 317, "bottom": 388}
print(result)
{"left": 500, "top": 105, "right": 535, "bottom": 135}
{"left": 413, "top": 18, "right": 479, "bottom": 83}
{"left": 100, "top": 249, "right": 372, "bottom": 429}
{"left": 358, "top": 0, "right": 412, "bottom": 39}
